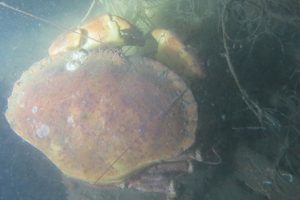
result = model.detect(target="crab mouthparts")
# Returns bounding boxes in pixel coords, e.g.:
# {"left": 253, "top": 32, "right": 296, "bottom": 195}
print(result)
{"left": 120, "top": 28, "right": 145, "bottom": 46}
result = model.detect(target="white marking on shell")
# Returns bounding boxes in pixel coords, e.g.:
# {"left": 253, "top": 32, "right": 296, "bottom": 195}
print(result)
{"left": 31, "top": 106, "right": 38, "bottom": 114}
{"left": 73, "top": 49, "right": 88, "bottom": 63}
{"left": 67, "top": 115, "right": 75, "bottom": 126}
{"left": 65, "top": 49, "right": 88, "bottom": 71}
{"left": 66, "top": 61, "right": 80, "bottom": 71}
{"left": 35, "top": 123, "right": 50, "bottom": 138}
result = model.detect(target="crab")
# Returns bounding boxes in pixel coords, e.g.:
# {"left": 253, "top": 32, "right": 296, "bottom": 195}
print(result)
{"left": 5, "top": 14, "right": 205, "bottom": 199}
{"left": 48, "top": 14, "right": 205, "bottom": 81}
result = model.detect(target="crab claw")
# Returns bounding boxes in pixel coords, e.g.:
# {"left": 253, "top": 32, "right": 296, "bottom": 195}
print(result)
{"left": 49, "top": 14, "right": 144, "bottom": 56}
{"left": 151, "top": 29, "right": 205, "bottom": 80}
{"left": 48, "top": 29, "right": 83, "bottom": 56}
{"left": 109, "top": 15, "right": 145, "bottom": 46}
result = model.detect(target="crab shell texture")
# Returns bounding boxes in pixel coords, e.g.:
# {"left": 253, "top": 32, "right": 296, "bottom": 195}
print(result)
{"left": 5, "top": 50, "right": 198, "bottom": 185}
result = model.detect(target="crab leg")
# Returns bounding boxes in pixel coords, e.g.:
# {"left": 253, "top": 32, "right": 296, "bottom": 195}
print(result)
{"left": 127, "top": 174, "right": 177, "bottom": 200}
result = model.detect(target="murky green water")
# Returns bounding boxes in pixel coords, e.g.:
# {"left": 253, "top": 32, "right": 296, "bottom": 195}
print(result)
{"left": 1, "top": 0, "right": 299, "bottom": 200}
